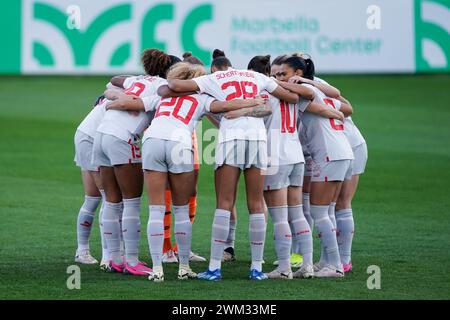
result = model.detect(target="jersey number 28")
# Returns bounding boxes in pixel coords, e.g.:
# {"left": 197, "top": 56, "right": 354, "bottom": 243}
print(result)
{"left": 221, "top": 81, "right": 258, "bottom": 101}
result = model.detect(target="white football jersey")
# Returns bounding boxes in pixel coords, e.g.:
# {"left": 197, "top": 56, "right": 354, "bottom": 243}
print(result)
{"left": 143, "top": 94, "right": 214, "bottom": 147}
{"left": 264, "top": 92, "right": 308, "bottom": 165}
{"left": 300, "top": 85, "right": 354, "bottom": 162}
{"left": 314, "top": 76, "right": 365, "bottom": 148}
{"left": 343, "top": 116, "right": 365, "bottom": 148}
{"left": 77, "top": 98, "right": 107, "bottom": 138}
{"left": 76, "top": 79, "right": 130, "bottom": 138}
{"left": 297, "top": 119, "right": 310, "bottom": 157}
{"left": 193, "top": 68, "right": 278, "bottom": 143}
{"left": 97, "top": 76, "right": 167, "bottom": 142}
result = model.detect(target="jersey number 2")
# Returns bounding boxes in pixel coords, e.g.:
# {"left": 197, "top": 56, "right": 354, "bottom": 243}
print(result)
{"left": 323, "top": 98, "right": 343, "bottom": 131}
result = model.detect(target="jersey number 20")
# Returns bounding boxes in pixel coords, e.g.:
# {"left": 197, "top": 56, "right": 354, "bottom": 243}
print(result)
{"left": 155, "top": 96, "right": 198, "bottom": 125}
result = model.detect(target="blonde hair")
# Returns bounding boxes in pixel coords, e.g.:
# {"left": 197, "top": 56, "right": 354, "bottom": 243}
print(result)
{"left": 166, "top": 62, "right": 206, "bottom": 80}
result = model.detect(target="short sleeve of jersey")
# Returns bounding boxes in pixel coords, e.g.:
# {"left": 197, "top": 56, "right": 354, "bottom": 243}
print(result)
{"left": 193, "top": 75, "right": 212, "bottom": 94}
{"left": 141, "top": 95, "right": 161, "bottom": 112}
{"left": 256, "top": 73, "right": 277, "bottom": 93}
{"left": 123, "top": 77, "right": 136, "bottom": 89}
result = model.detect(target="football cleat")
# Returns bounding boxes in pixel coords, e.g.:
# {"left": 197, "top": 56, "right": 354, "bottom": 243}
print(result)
{"left": 106, "top": 260, "right": 124, "bottom": 273}
{"left": 197, "top": 268, "right": 222, "bottom": 281}
{"left": 99, "top": 259, "right": 109, "bottom": 271}
{"left": 265, "top": 268, "right": 293, "bottom": 280}
{"left": 293, "top": 263, "right": 315, "bottom": 279}
{"left": 313, "top": 260, "right": 327, "bottom": 272}
{"left": 222, "top": 247, "right": 236, "bottom": 262}
{"left": 162, "top": 250, "right": 178, "bottom": 263}
{"left": 343, "top": 262, "right": 353, "bottom": 273}
{"left": 189, "top": 251, "right": 207, "bottom": 262}
{"left": 273, "top": 253, "right": 303, "bottom": 268}
{"left": 75, "top": 249, "right": 98, "bottom": 264}
{"left": 148, "top": 268, "right": 164, "bottom": 283}
{"left": 290, "top": 253, "right": 303, "bottom": 268}
{"left": 178, "top": 265, "right": 198, "bottom": 280}
{"left": 249, "top": 269, "right": 268, "bottom": 281}
{"left": 314, "top": 264, "right": 344, "bottom": 278}
{"left": 123, "top": 261, "right": 153, "bottom": 276}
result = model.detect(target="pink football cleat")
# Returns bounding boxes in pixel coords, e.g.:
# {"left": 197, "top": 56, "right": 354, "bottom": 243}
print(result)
{"left": 343, "top": 262, "right": 353, "bottom": 273}
{"left": 106, "top": 261, "right": 124, "bottom": 273}
{"left": 123, "top": 261, "right": 153, "bottom": 276}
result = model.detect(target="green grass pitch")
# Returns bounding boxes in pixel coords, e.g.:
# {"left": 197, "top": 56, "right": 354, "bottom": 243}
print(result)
{"left": 0, "top": 74, "right": 449, "bottom": 300}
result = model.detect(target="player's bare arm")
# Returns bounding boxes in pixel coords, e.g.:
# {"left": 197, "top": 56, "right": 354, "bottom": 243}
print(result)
{"left": 270, "top": 85, "right": 301, "bottom": 104}
{"left": 157, "top": 85, "right": 197, "bottom": 98}
{"left": 104, "top": 89, "right": 127, "bottom": 100}
{"left": 306, "top": 102, "right": 345, "bottom": 121}
{"left": 275, "top": 80, "right": 315, "bottom": 100}
{"left": 224, "top": 103, "right": 272, "bottom": 119}
{"left": 209, "top": 97, "right": 265, "bottom": 113}
{"left": 106, "top": 96, "right": 144, "bottom": 111}
{"left": 167, "top": 79, "right": 199, "bottom": 92}
{"left": 110, "top": 75, "right": 131, "bottom": 88}
{"left": 336, "top": 96, "right": 353, "bottom": 117}
{"left": 289, "top": 76, "right": 341, "bottom": 98}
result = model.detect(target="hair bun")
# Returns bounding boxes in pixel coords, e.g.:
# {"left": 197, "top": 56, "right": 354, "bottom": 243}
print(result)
{"left": 262, "top": 55, "right": 271, "bottom": 64}
{"left": 213, "top": 49, "right": 226, "bottom": 59}
{"left": 182, "top": 51, "right": 193, "bottom": 59}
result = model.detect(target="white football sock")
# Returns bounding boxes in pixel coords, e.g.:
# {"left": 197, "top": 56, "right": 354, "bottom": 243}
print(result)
{"left": 249, "top": 213, "right": 266, "bottom": 272}
{"left": 288, "top": 205, "right": 313, "bottom": 265}
{"left": 225, "top": 218, "right": 237, "bottom": 249}
{"left": 122, "top": 197, "right": 141, "bottom": 266}
{"left": 302, "top": 193, "right": 314, "bottom": 229}
{"left": 209, "top": 209, "right": 230, "bottom": 271}
{"left": 173, "top": 204, "right": 192, "bottom": 266}
{"left": 147, "top": 205, "right": 165, "bottom": 268}
{"left": 76, "top": 195, "right": 101, "bottom": 251}
{"left": 98, "top": 190, "right": 109, "bottom": 261}
{"left": 336, "top": 208, "right": 354, "bottom": 265}
{"left": 311, "top": 205, "right": 341, "bottom": 269}
{"left": 102, "top": 201, "right": 123, "bottom": 264}
{"left": 268, "top": 206, "right": 292, "bottom": 271}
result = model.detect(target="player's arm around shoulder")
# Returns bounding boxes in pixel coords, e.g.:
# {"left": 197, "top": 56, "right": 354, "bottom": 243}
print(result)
{"left": 335, "top": 96, "right": 353, "bottom": 117}
{"left": 224, "top": 100, "right": 272, "bottom": 120}
{"left": 209, "top": 96, "right": 266, "bottom": 113}
{"left": 276, "top": 79, "right": 315, "bottom": 100}
{"left": 305, "top": 102, "right": 344, "bottom": 121}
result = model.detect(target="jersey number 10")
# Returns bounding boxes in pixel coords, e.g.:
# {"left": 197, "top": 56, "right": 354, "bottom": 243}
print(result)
{"left": 280, "top": 101, "right": 296, "bottom": 133}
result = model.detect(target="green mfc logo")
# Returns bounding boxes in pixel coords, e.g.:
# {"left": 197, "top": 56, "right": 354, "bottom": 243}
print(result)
{"left": 414, "top": 0, "right": 450, "bottom": 72}
{"left": 0, "top": 0, "right": 449, "bottom": 74}
{"left": 4, "top": 0, "right": 213, "bottom": 74}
